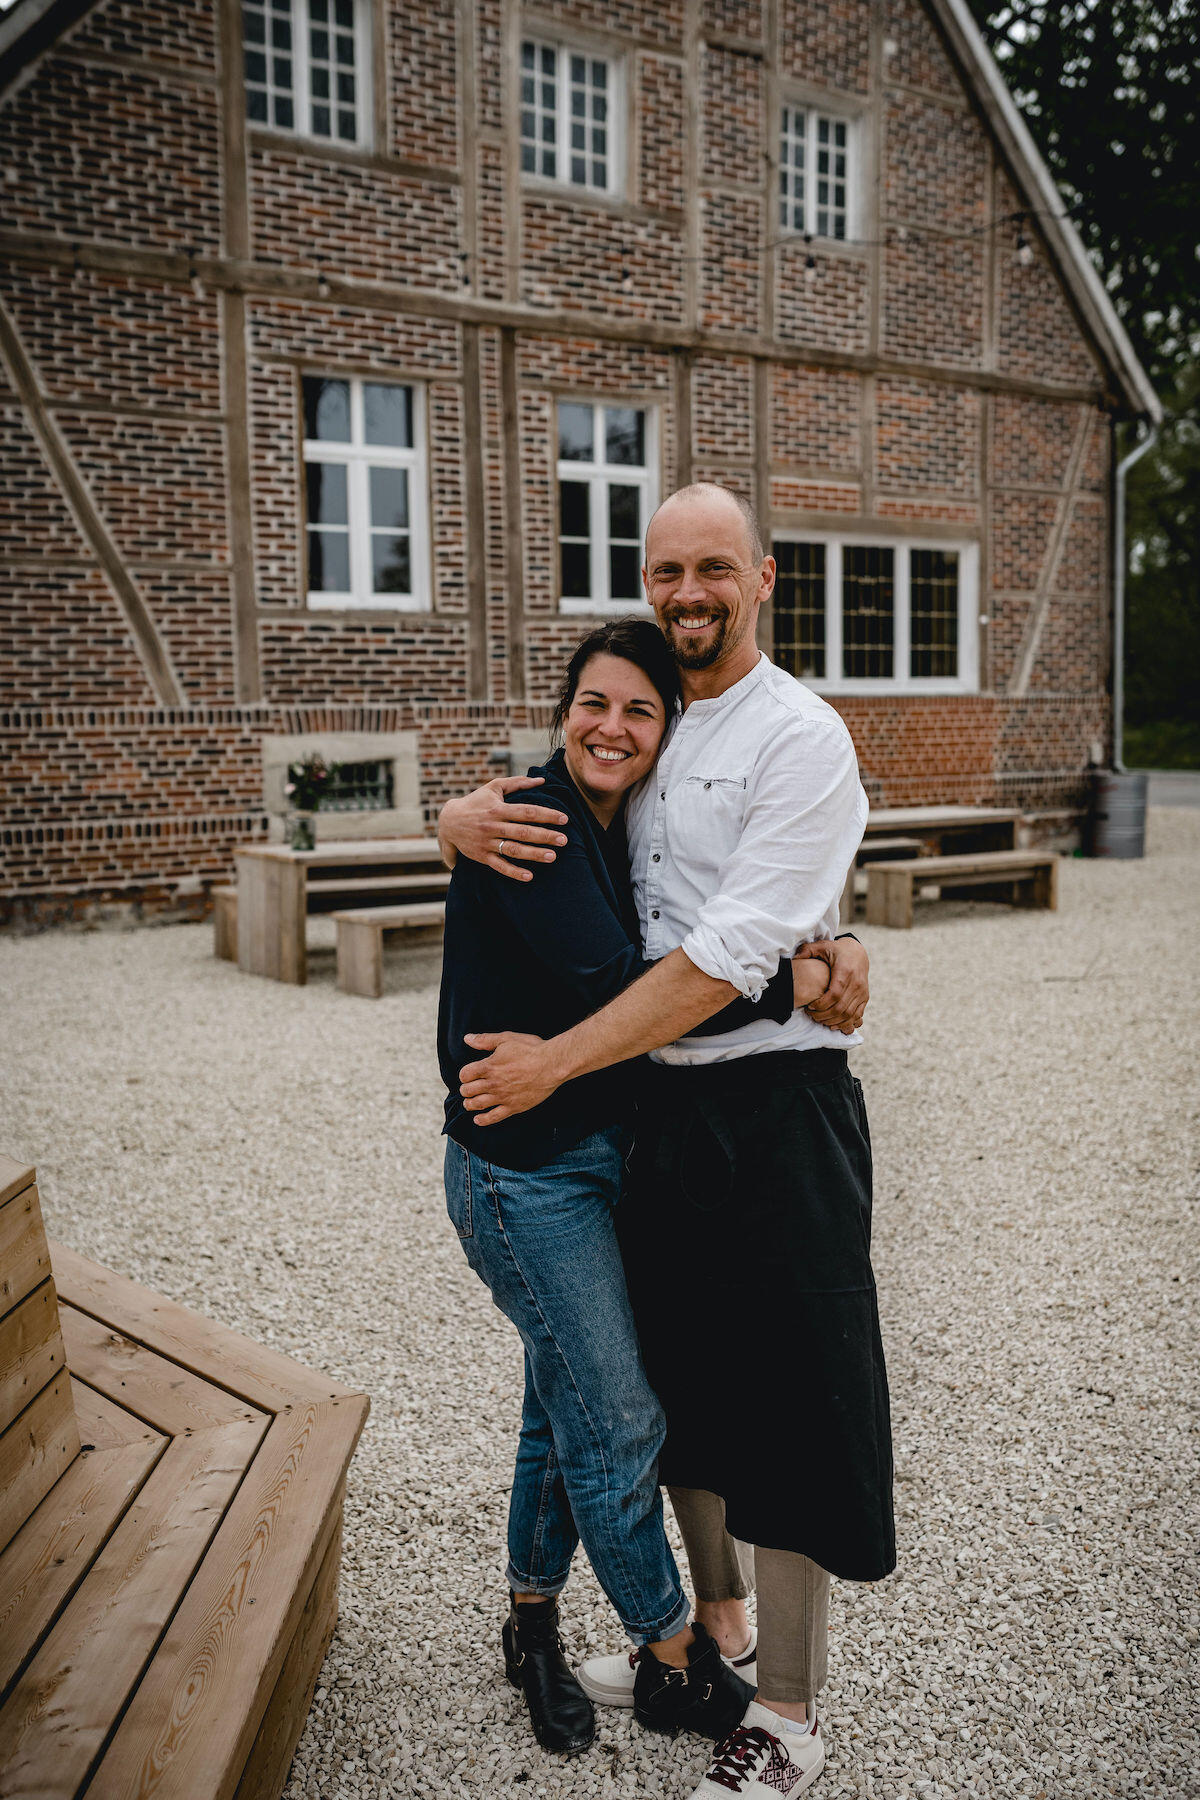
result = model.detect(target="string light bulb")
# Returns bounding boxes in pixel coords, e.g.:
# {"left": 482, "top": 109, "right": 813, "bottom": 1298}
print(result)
{"left": 72, "top": 246, "right": 84, "bottom": 285}
{"left": 187, "top": 246, "right": 203, "bottom": 297}
{"left": 314, "top": 257, "right": 331, "bottom": 298}
{"left": 1015, "top": 216, "right": 1034, "bottom": 266}
{"left": 460, "top": 251, "right": 471, "bottom": 290}
{"left": 620, "top": 265, "right": 634, "bottom": 294}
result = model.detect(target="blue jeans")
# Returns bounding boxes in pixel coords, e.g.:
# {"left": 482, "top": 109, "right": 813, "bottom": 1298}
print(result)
{"left": 444, "top": 1127, "right": 689, "bottom": 1646}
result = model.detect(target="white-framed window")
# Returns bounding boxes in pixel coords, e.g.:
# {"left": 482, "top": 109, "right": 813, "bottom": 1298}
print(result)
{"left": 520, "top": 40, "right": 621, "bottom": 195}
{"left": 557, "top": 402, "right": 656, "bottom": 615}
{"left": 243, "top": 0, "right": 371, "bottom": 147}
{"left": 779, "top": 104, "right": 855, "bottom": 240}
{"left": 302, "top": 375, "right": 430, "bottom": 611}
{"left": 772, "top": 534, "right": 979, "bottom": 693}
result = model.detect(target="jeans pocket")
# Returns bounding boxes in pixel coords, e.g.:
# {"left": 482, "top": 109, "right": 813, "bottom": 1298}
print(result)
{"left": 444, "top": 1141, "right": 474, "bottom": 1239}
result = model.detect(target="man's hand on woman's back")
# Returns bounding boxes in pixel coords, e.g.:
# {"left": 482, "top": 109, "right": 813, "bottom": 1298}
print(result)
{"left": 437, "top": 776, "right": 569, "bottom": 880}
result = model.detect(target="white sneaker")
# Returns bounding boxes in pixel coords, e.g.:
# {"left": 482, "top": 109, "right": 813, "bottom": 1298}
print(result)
{"left": 576, "top": 1625, "right": 758, "bottom": 1707}
{"left": 690, "top": 1700, "right": 825, "bottom": 1797}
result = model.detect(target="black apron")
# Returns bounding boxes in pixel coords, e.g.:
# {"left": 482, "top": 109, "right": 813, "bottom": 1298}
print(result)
{"left": 618, "top": 1049, "right": 896, "bottom": 1583}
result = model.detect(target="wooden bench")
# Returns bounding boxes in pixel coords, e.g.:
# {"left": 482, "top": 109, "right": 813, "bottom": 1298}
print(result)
{"left": 865, "top": 849, "right": 1059, "bottom": 929}
{"left": 213, "top": 883, "right": 238, "bottom": 961}
{"left": 334, "top": 901, "right": 447, "bottom": 997}
{"left": 0, "top": 1154, "right": 369, "bottom": 1800}
{"left": 840, "top": 837, "right": 923, "bottom": 925}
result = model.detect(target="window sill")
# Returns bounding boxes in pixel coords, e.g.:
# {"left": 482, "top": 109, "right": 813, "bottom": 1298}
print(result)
{"left": 805, "top": 679, "right": 980, "bottom": 697}
{"left": 559, "top": 597, "right": 648, "bottom": 618}
{"left": 306, "top": 594, "right": 432, "bottom": 614}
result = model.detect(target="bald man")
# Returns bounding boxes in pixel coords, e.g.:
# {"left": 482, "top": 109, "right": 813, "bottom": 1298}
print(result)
{"left": 445, "top": 485, "right": 894, "bottom": 1798}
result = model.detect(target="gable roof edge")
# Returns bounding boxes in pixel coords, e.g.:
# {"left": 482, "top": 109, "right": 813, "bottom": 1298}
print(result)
{"left": 931, "top": 0, "right": 1161, "bottom": 422}
{"left": 0, "top": 0, "right": 104, "bottom": 101}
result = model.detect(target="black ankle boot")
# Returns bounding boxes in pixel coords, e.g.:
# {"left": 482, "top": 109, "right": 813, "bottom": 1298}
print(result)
{"left": 632, "top": 1621, "right": 755, "bottom": 1740}
{"left": 502, "top": 1595, "right": 595, "bottom": 1755}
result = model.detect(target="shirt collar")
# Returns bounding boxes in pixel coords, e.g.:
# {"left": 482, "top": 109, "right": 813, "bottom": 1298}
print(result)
{"left": 678, "top": 651, "right": 768, "bottom": 721}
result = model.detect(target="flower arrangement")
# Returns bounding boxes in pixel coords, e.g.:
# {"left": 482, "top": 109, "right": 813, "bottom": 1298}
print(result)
{"left": 285, "top": 752, "right": 337, "bottom": 812}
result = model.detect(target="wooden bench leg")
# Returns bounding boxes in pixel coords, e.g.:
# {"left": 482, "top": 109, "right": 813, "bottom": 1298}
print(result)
{"left": 336, "top": 918, "right": 384, "bottom": 998}
{"left": 866, "top": 867, "right": 914, "bottom": 928}
{"left": 213, "top": 890, "right": 237, "bottom": 962}
{"left": 839, "top": 864, "right": 857, "bottom": 927}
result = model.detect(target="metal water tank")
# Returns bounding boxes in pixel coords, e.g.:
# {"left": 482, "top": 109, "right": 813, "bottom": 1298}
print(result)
{"left": 1086, "top": 770, "right": 1148, "bottom": 859}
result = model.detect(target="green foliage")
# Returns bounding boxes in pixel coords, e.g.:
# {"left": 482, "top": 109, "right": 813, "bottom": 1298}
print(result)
{"left": 965, "top": 1, "right": 1199, "bottom": 391}
{"left": 1124, "top": 362, "right": 1200, "bottom": 738}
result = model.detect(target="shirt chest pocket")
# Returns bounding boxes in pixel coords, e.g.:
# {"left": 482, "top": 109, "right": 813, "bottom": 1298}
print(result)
{"left": 670, "top": 774, "right": 748, "bottom": 856}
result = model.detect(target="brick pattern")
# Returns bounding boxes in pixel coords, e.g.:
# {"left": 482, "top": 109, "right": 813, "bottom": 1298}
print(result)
{"left": 518, "top": 197, "right": 686, "bottom": 323}
{"left": 883, "top": 0, "right": 961, "bottom": 100}
{"left": 0, "top": 266, "right": 221, "bottom": 411}
{"left": 883, "top": 94, "right": 988, "bottom": 234}
{"left": 638, "top": 53, "right": 686, "bottom": 211}
{"left": 0, "top": 58, "right": 221, "bottom": 252}
{"left": 249, "top": 146, "right": 462, "bottom": 286}
{"left": 882, "top": 236, "right": 985, "bottom": 366}
{"left": 0, "top": 0, "right": 1128, "bottom": 910}
{"left": 779, "top": 0, "right": 870, "bottom": 94}
{"left": 703, "top": 0, "right": 765, "bottom": 42}
{"left": 700, "top": 192, "right": 763, "bottom": 334}
{"left": 775, "top": 250, "right": 870, "bottom": 353}
{"left": 876, "top": 377, "right": 980, "bottom": 496}
{"left": 702, "top": 45, "right": 762, "bottom": 186}
{"left": 770, "top": 365, "right": 862, "bottom": 470}
{"left": 386, "top": 0, "right": 459, "bottom": 167}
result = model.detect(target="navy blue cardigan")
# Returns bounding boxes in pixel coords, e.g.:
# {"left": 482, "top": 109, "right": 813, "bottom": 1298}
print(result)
{"left": 438, "top": 751, "right": 795, "bottom": 1171}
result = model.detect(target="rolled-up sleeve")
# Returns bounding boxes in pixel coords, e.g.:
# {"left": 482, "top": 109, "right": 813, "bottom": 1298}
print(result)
{"left": 681, "top": 718, "right": 867, "bottom": 997}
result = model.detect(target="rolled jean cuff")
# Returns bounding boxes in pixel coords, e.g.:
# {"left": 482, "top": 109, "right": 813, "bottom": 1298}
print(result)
{"left": 626, "top": 1592, "right": 691, "bottom": 1649}
{"left": 506, "top": 1560, "right": 569, "bottom": 1599}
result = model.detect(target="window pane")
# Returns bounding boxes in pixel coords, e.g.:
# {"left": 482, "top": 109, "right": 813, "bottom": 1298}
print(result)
{"left": 571, "top": 156, "right": 587, "bottom": 185}
{"left": 610, "top": 544, "right": 640, "bottom": 600}
{"left": 364, "top": 384, "right": 413, "bottom": 447}
{"left": 247, "top": 87, "right": 268, "bottom": 121}
{"left": 561, "top": 539, "right": 590, "bottom": 598}
{"left": 274, "top": 95, "right": 294, "bottom": 127}
{"left": 306, "top": 460, "right": 348, "bottom": 525}
{"left": 303, "top": 377, "right": 350, "bottom": 442}
{"left": 910, "top": 549, "right": 959, "bottom": 678}
{"left": 608, "top": 483, "right": 640, "bottom": 540}
{"left": 369, "top": 465, "right": 409, "bottom": 530}
{"left": 372, "top": 534, "right": 412, "bottom": 594}
{"left": 605, "top": 408, "right": 645, "bottom": 467}
{"left": 560, "top": 479, "right": 589, "bottom": 538}
{"left": 773, "top": 540, "right": 825, "bottom": 680}
{"left": 312, "top": 103, "right": 331, "bottom": 134}
{"left": 337, "top": 109, "right": 356, "bottom": 139}
{"left": 308, "top": 528, "right": 350, "bottom": 592}
{"left": 842, "top": 545, "right": 894, "bottom": 679}
{"left": 558, "top": 402, "right": 595, "bottom": 461}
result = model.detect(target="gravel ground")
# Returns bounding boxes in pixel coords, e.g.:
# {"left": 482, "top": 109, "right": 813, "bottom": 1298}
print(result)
{"left": 2, "top": 808, "right": 1197, "bottom": 1800}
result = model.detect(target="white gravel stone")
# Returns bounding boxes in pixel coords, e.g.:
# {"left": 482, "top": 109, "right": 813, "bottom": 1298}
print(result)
{"left": 1, "top": 809, "right": 1197, "bottom": 1799}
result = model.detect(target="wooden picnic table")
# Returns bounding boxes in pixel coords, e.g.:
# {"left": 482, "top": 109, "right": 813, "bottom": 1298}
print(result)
{"left": 863, "top": 806, "right": 1021, "bottom": 851}
{"left": 234, "top": 838, "right": 448, "bottom": 985}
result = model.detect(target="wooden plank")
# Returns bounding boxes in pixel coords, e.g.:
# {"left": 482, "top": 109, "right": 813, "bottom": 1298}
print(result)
{"left": 0, "top": 1417, "right": 265, "bottom": 1799}
{"left": 236, "top": 853, "right": 306, "bottom": 985}
{"left": 330, "top": 902, "right": 445, "bottom": 928}
{"left": 213, "top": 886, "right": 238, "bottom": 962}
{"left": 60, "top": 1305, "right": 271, "bottom": 1438}
{"left": 91, "top": 1397, "right": 368, "bottom": 1800}
{"left": 0, "top": 1277, "right": 68, "bottom": 1437}
{"left": 234, "top": 837, "right": 439, "bottom": 865}
{"left": 336, "top": 917, "right": 383, "bottom": 1000}
{"left": 232, "top": 1507, "right": 342, "bottom": 1800}
{"left": 867, "top": 850, "right": 1054, "bottom": 877}
{"left": 0, "top": 1372, "right": 80, "bottom": 1557}
{"left": 49, "top": 1243, "right": 363, "bottom": 1413}
{"left": 864, "top": 806, "right": 1021, "bottom": 832}
{"left": 0, "top": 1158, "right": 36, "bottom": 1210}
{"left": 306, "top": 871, "right": 450, "bottom": 895}
{"left": 0, "top": 1381, "right": 165, "bottom": 1698}
{"left": 0, "top": 1181, "right": 54, "bottom": 1320}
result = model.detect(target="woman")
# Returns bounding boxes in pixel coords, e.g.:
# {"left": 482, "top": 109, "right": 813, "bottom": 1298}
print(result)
{"left": 438, "top": 619, "right": 831, "bottom": 1755}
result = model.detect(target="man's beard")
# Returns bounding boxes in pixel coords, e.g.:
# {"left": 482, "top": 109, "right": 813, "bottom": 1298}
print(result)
{"left": 666, "top": 613, "right": 729, "bottom": 668}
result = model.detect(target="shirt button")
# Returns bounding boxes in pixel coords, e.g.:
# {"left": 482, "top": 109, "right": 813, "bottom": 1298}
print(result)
{"left": 652, "top": 853, "right": 661, "bottom": 862}
{"left": 651, "top": 910, "right": 660, "bottom": 920}
{"left": 660, "top": 791, "right": 666, "bottom": 801}
{"left": 704, "top": 781, "right": 711, "bottom": 790}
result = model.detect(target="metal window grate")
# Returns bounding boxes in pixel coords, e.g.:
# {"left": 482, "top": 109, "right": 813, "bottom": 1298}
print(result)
{"left": 842, "top": 545, "right": 895, "bottom": 679}
{"left": 773, "top": 541, "right": 827, "bottom": 680}
{"left": 318, "top": 758, "right": 395, "bottom": 812}
{"left": 909, "top": 549, "right": 959, "bottom": 678}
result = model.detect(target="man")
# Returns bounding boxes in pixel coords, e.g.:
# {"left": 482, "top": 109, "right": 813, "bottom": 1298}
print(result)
{"left": 443, "top": 484, "right": 894, "bottom": 1797}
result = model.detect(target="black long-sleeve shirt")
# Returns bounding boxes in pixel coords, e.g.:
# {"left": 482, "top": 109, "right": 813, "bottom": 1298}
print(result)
{"left": 438, "top": 751, "right": 795, "bottom": 1171}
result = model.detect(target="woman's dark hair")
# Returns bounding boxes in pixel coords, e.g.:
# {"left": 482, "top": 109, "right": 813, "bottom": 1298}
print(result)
{"left": 549, "top": 618, "right": 680, "bottom": 746}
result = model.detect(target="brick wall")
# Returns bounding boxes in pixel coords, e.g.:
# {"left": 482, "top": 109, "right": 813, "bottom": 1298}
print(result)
{"left": 0, "top": 0, "right": 1131, "bottom": 914}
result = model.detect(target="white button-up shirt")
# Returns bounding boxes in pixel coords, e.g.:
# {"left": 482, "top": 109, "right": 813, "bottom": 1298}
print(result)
{"left": 627, "top": 653, "right": 867, "bottom": 1064}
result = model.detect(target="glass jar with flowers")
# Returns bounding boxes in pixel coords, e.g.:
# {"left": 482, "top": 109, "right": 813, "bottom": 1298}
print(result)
{"left": 284, "top": 753, "right": 337, "bottom": 850}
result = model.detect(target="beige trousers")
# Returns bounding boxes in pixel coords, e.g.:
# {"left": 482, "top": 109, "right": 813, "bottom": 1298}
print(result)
{"left": 668, "top": 1486, "right": 830, "bottom": 1705}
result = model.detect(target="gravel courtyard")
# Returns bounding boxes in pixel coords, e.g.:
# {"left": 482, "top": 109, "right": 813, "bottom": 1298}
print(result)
{"left": 2, "top": 808, "right": 1197, "bottom": 1800}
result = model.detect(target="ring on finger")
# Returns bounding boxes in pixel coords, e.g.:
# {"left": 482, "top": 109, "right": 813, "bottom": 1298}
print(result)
{"left": 498, "top": 839, "right": 507, "bottom": 858}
